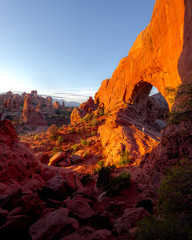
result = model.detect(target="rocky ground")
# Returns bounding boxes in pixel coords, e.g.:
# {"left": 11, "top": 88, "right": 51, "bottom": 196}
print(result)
{"left": 0, "top": 119, "right": 150, "bottom": 240}
{"left": 0, "top": 0, "right": 192, "bottom": 239}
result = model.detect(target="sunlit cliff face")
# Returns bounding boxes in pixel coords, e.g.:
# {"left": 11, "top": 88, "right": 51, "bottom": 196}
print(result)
{"left": 95, "top": 0, "right": 185, "bottom": 111}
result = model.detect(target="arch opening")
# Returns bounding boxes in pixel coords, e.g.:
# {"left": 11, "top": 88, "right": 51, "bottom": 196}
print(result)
{"left": 129, "top": 81, "right": 169, "bottom": 132}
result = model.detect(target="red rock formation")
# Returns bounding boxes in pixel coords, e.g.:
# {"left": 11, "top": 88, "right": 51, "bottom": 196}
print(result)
{"left": 45, "top": 97, "right": 52, "bottom": 108}
{"left": 71, "top": 97, "right": 97, "bottom": 124}
{"left": 12, "top": 94, "right": 20, "bottom": 112}
{"left": 3, "top": 99, "right": 7, "bottom": 108}
{"left": 6, "top": 91, "right": 12, "bottom": 96}
{"left": 20, "top": 94, "right": 47, "bottom": 126}
{"left": 95, "top": 0, "right": 186, "bottom": 111}
{"left": 6, "top": 97, "right": 12, "bottom": 109}
{"left": 31, "top": 90, "right": 38, "bottom": 97}
{"left": 71, "top": 108, "right": 83, "bottom": 125}
{"left": 61, "top": 102, "right": 65, "bottom": 110}
{"left": 53, "top": 101, "right": 60, "bottom": 110}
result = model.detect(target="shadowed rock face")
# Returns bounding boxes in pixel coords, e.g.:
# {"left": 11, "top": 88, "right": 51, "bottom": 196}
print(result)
{"left": 0, "top": 119, "right": 42, "bottom": 182}
{"left": 95, "top": 0, "right": 186, "bottom": 111}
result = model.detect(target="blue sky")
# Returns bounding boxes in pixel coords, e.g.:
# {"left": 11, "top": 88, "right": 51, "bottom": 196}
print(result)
{"left": 0, "top": 0, "right": 156, "bottom": 102}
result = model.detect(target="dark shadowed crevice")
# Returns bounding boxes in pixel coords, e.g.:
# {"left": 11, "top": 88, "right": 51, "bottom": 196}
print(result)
{"left": 131, "top": 81, "right": 153, "bottom": 106}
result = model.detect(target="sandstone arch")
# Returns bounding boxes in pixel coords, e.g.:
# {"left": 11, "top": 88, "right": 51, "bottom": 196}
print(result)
{"left": 95, "top": 0, "right": 186, "bottom": 111}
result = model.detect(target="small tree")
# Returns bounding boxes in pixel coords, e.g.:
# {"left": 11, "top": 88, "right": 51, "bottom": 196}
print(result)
{"left": 133, "top": 160, "right": 192, "bottom": 240}
{"left": 47, "top": 124, "right": 59, "bottom": 140}
{"left": 165, "top": 83, "right": 192, "bottom": 124}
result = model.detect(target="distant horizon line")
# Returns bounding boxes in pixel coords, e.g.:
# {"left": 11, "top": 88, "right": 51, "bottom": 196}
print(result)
{"left": 0, "top": 89, "right": 96, "bottom": 105}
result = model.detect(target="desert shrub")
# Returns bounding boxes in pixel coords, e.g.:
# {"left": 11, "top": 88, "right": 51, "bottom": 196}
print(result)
{"left": 134, "top": 215, "right": 192, "bottom": 240}
{"left": 47, "top": 124, "right": 59, "bottom": 140}
{"left": 95, "top": 160, "right": 105, "bottom": 172}
{"left": 96, "top": 166, "right": 114, "bottom": 190}
{"left": 97, "top": 167, "right": 130, "bottom": 196}
{"left": 90, "top": 118, "right": 99, "bottom": 126}
{"left": 83, "top": 113, "right": 94, "bottom": 123}
{"left": 106, "top": 171, "right": 130, "bottom": 196}
{"left": 81, "top": 174, "right": 93, "bottom": 185}
{"left": 158, "top": 160, "right": 192, "bottom": 216}
{"left": 91, "top": 131, "right": 97, "bottom": 136}
{"left": 165, "top": 83, "right": 192, "bottom": 124}
{"left": 80, "top": 138, "right": 89, "bottom": 146}
{"left": 71, "top": 144, "right": 78, "bottom": 154}
{"left": 98, "top": 108, "right": 104, "bottom": 116}
{"left": 97, "top": 160, "right": 105, "bottom": 167}
{"left": 136, "top": 199, "right": 153, "bottom": 214}
{"left": 52, "top": 146, "right": 62, "bottom": 156}
{"left": 57, "top": 135, "right": 65, "bottom": 145}
{"left": 119, "top": 150, "right": 131, "bottom": 166}
{"left": 34, "top": 134, "right": 39, "bottom": 140}
{"left": 133, "top": 160, "right": 192, "bottom": 240}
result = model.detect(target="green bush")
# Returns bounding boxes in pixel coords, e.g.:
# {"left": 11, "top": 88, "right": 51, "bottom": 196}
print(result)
{"left": 83, "top": 113, "right": 94, "bottom": 123}
{"left": 80, "top": 138, "right": 89, "bottom": 146}
{"left": 57, "top": 135, "right": 65, "bottom": 145}
{"left": 106, "top": 171, "right": 130, "bottom": 196}
{"left": 34, "top": 134, "right": 39, "bottom": 140}
{"left": 47, "top": 124, "right": 59, "bottom": 140}
{"left": 98, "top": 108, "right": 104, "bottom": 116}
{"left": 97, "top": 167, "right": 130, "bottom": 196}
{"left": 52, "top": 146, "right": 62, "bottom": 156}
{"left": 95, "top": 160, "right": 105, "bottom": 172}
{"left": 91, "top": 131, "right": 97, "bottom": 136}
{"left": 158, "top": 161, "right": 192, "bottom": 216}
{"left": 119, "top": 150, "right": 131, "bottom": 166}
{"left": 134, "top": 215, "right": 192, "bottom": 240}
{"left": 96, "top": 166, "right": 114, "bottom": 190}
{"left": 133, "top": 161, "right": 192, "bottom": 240}
{"left": 165, "top": 84, "right": 192, "bottom": 124}
{"left": 71, "top": 144, "right": 78, "bottom": 154}
{"left": 90, "top": 118, "right": 99, "bottom": 126}
{"left": 97, "top": 160, "right": 105, "bottom": 167}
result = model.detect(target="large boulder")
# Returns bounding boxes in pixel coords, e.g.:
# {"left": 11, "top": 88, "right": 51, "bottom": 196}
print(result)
{"left": 30, "top": 208, "right": 79, "bottom": 240}
{"left": 0, "top": 120, "right": 42, "bottom": 182}
{"left": 64, "top": 199, "right": 95, "bottom": 220}
{"left": 48, "top": 151, "right": 65, "bottom": 166}
{"left": 114, "top": 207, "right": 148, "bottom": 234}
